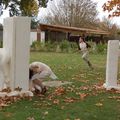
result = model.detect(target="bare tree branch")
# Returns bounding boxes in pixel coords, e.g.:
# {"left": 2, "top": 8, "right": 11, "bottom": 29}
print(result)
{"left": 43, "top": 0, "right": 98, "bottom": 28}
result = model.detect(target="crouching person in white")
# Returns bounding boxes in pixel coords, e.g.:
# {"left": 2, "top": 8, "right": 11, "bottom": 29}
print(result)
{"left": 29, "top": 62, "right": 58, "bottom": 94}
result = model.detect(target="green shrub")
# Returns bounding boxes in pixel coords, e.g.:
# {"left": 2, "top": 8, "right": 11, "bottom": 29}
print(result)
{"left": 84, "top": 41, "right": 107, "bottom": 54}
{"left": 31, "top": 41, "right": 45, "bottom": 51}
{"left": 31, "top": 40, "right": 100, "bottom": 53}
{"left": 59, "top": 40, "right": 71, "bottom": 52}
{"left": 56, "top": 44, "right": 61, "bottom": 52}
{"left": 45, "top": 41, "right": 57, "bottom": 52}
{"left": 96, "top": 43, "right": 107, "bottom": 54}
{"left": 70, "top": 42, "right": 78, "bottom": 49}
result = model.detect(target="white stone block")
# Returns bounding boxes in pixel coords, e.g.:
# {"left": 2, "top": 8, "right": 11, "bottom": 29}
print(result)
{"left": 104, "top": 40, "right": 120, "bottom": 89}
{"left": 7, "top": 91, "right": 20, "bottom": 97}
{"left": 0, "top": 92, "right": 7, "bottom": 97}
{"left": 3, "top": 17, "right": 31, "bottom": 91}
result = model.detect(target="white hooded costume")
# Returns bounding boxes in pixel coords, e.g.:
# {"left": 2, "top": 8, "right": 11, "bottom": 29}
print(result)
{"left": 29, "top": 62, "right": 58, "bottom": 81}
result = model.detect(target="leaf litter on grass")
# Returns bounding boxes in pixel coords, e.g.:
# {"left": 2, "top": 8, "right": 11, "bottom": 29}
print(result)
{"left": 33, "top": 83, "right": 105, "bottom": 109}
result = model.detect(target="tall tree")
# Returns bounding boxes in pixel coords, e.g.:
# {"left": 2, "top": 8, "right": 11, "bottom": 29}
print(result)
{"left": 0, "top": 0, "right": 51, "bottom": 16}
{"left": 43, "top": 0, "right": 98, "bottom": 28}
{"left": 103, "top": 0, "right": 120, "bottom": 17}
{"left": 0, "top": 0, "right": 51, "bottom": 28}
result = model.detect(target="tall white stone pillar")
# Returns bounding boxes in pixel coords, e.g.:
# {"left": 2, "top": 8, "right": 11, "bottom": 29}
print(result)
{"left": 104, "top": 40, "right": 120, "bottom": 90}
{"left": 3, "top": 17, "right": 31, "bottom": 91}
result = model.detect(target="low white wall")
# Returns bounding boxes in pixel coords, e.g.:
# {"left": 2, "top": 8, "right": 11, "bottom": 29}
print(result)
{"left": 41, "top": 31, "right": 45, "bottom": 43}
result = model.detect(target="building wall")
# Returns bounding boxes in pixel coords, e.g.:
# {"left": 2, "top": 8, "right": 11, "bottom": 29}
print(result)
{"left": 45, "top": 31, "right": 67, "bottom": 42}
{"left": 30, "top": 31, "right": 45, "bottom": 45}
{"left": 41, "top": 31, "right": 45, "bottom": 43}
{"left": 30, "top": 32, "right": 37, "bottom": 45}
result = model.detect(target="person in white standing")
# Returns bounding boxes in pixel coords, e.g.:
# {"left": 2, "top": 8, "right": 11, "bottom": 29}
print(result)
{"left": 79, "top": 37, "right": 93, "bottom": 69}
{"left": 29, "top": 62, "right": 58, "bottom": 94}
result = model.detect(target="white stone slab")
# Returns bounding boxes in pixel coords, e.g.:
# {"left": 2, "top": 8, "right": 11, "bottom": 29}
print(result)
{"left": 0, "top": 92, "right": 7, "bottom": 97}
{"left": 3, "top": 17, "right": 31, "bottom": 90}
{"left": 104, "top": 40, "right": 120, "bottom": 90}
{"left": 0, "top": 91, "right": 33, "bottom": 97}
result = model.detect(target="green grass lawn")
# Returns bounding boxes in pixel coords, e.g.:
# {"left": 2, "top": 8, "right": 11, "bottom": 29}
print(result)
{"left": 0, "top": 52, "right": 120, "bottom": 120}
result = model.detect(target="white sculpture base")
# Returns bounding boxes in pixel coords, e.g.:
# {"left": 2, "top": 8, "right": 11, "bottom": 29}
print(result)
{"left": 0, "top": 91, "right": 33, "bottom": 97}
{"left": 103, "top": 83, "right": 120, "bottom": 90}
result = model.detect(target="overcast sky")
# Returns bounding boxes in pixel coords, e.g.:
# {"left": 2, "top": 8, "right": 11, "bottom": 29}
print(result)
{"left": 0, "top": 0, "right": 120, "bottom": 26}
